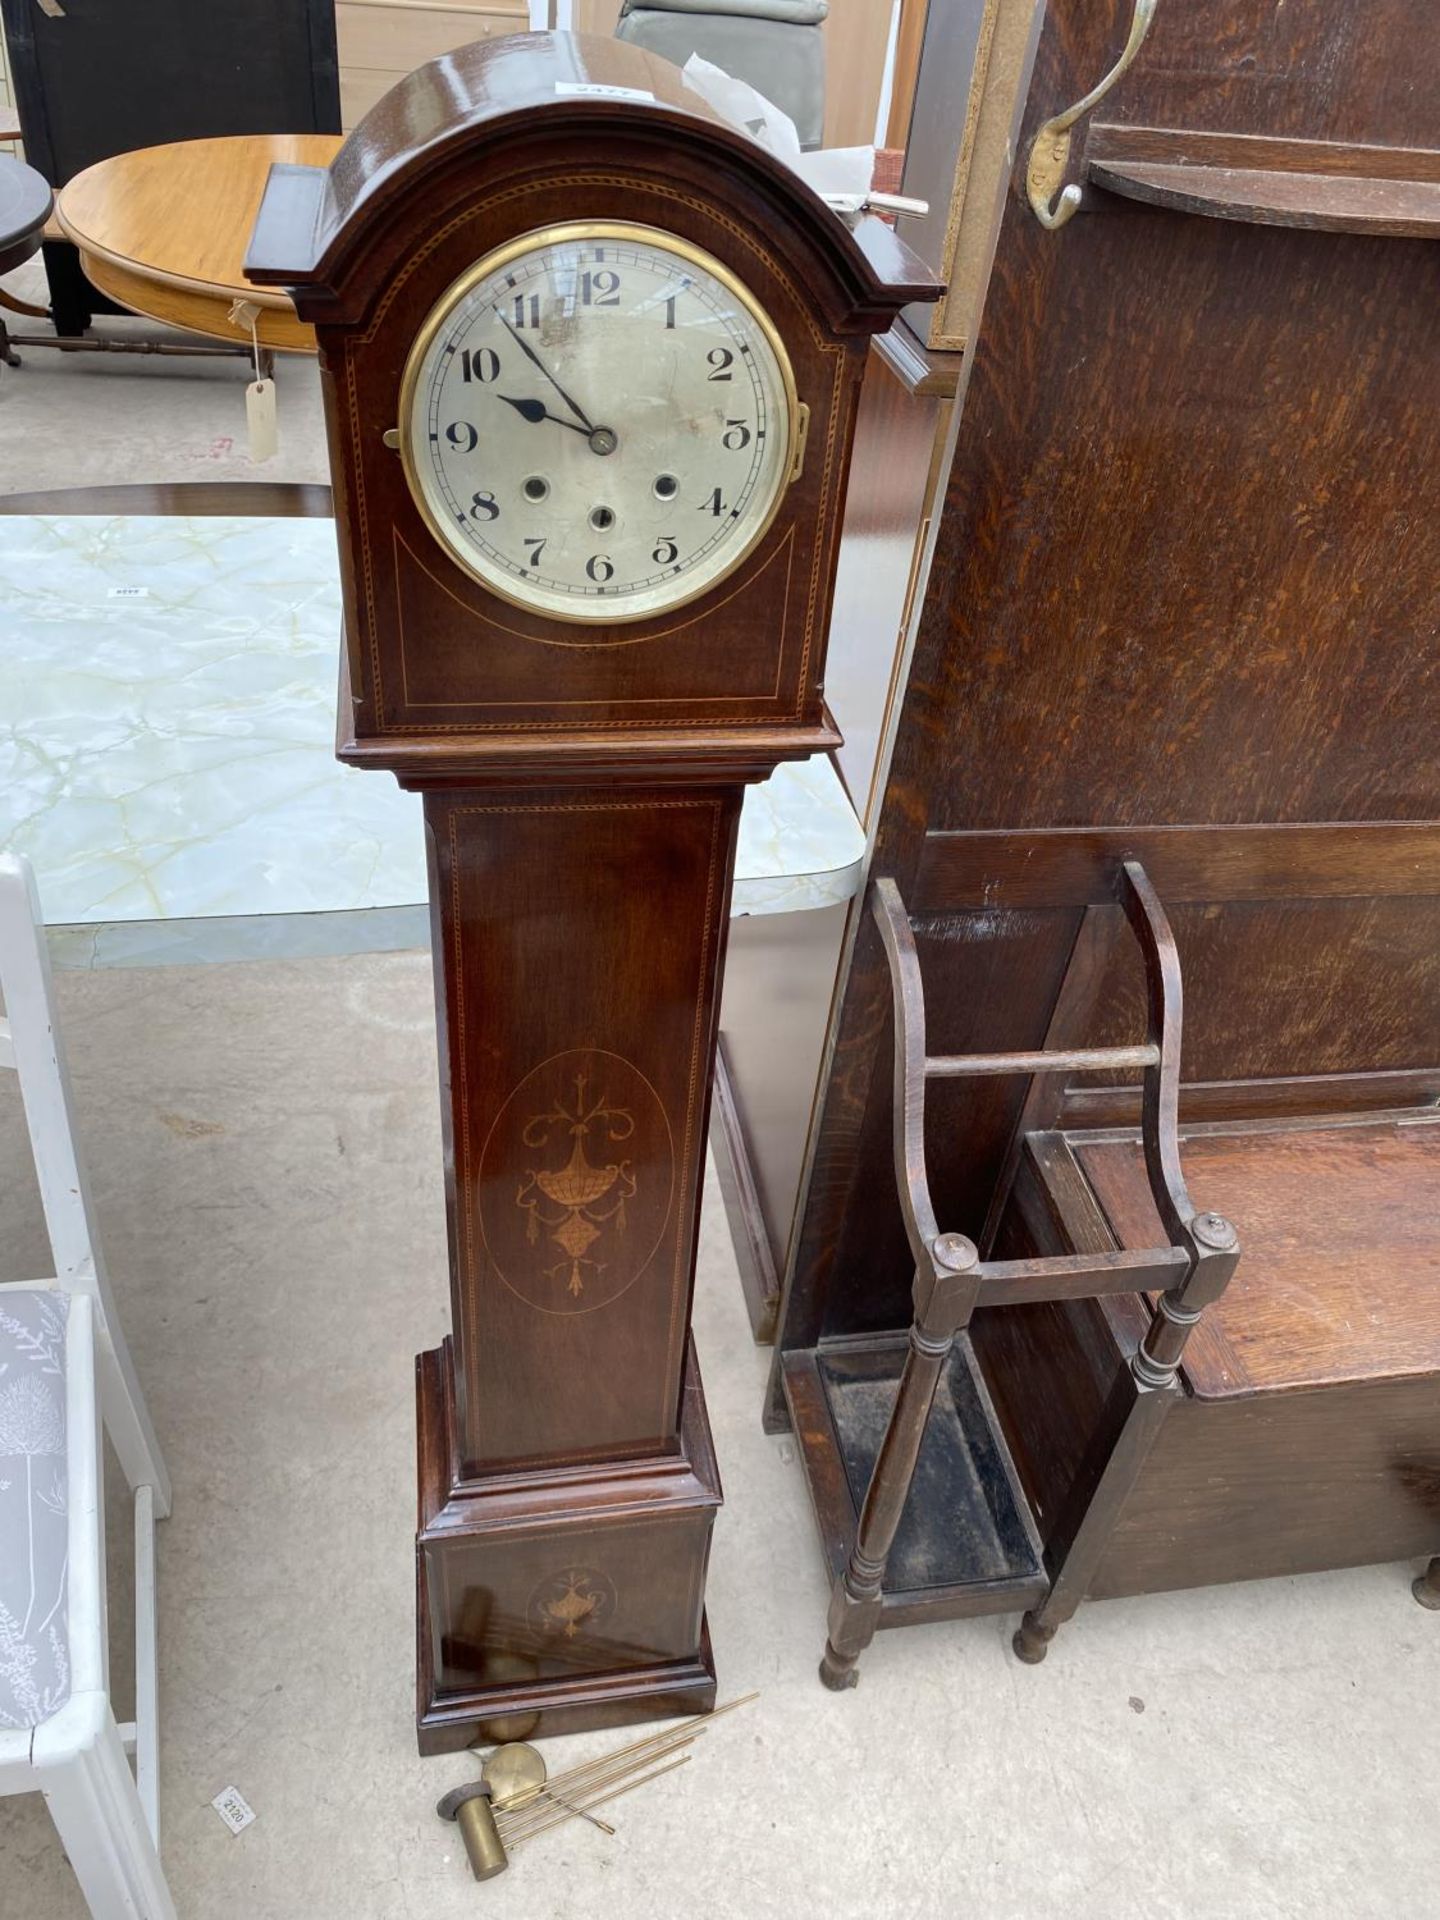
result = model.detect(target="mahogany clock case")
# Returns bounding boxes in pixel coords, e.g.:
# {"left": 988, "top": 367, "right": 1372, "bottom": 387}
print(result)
{"left": 246, "top": 32, "right": 937, "bottom": 780}
{"left": 246, "top": 33, "right": 937, "bottom": 1749}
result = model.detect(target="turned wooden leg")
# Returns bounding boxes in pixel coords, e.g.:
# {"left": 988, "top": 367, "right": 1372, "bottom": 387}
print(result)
{"left": 1012, "top": 1610, "right": 1058, "bottom": 1665}
{"left": 820, "top": 1322, "right": 955, "bottom": 1690}
{"left": 819, "top": 1238, "right": 977, "bottom": 1691}
{"left": 1413, "top": 1557, "right": 1440, "bottom": 1611}
{"left": 1007, "top": 1380, "right": 1173, "bottom": 1667}
{"left": 1007, "top": 1269, "right": 1227, "bottom": 1670}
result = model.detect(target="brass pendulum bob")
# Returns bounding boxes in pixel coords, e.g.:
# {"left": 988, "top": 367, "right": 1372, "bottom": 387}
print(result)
{"left": 479, "top": 1741, "right": 547, "bottom": 1808}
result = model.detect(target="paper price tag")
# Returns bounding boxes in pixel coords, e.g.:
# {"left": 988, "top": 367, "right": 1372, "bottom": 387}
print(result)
{"left": 211, "top": 1786, "right": 256, "bottom": 1836}
{"left": 246, "top": 379, "right": 279, "bottom": 464}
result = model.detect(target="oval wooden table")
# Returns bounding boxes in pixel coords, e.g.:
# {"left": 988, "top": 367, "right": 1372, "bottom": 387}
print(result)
{"left": 56, "top": 133, "right": 342, "bottom": 354}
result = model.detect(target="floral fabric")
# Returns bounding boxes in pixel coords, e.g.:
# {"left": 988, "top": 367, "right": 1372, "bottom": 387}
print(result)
{"left": 0, "top": 1290, "right": 69, "bottom": 1731}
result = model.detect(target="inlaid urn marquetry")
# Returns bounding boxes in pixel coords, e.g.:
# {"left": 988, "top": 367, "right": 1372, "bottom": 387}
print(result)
{"left": 247, "top": 29, "right": 936, "bottom": 1749}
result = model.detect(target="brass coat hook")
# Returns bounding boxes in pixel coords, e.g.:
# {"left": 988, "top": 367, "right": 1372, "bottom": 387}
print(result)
{"left": 1026, "top": 0, "right": 1159, "bottom": 230}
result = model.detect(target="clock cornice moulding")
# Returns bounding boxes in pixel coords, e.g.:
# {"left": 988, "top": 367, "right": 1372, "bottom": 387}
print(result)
{"left": 245, "top": 31, "right": 937, "bottom": 337}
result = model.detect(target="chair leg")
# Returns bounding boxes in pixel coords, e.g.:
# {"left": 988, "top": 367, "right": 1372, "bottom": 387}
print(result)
{"left": 41, "top": 1706, "right": 177, "bottom": 1920}
{"left": 1413, "top": 1557, "right": 1440, "bottom": 1611}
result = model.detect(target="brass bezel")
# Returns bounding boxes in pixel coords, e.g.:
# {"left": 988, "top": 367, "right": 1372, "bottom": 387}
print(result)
{"left": 396, "top": 220, "right": 802, "bottom": 627}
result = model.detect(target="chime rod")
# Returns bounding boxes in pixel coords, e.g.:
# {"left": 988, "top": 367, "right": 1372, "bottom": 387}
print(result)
{"left": 505, "top": 1692, "right": 759, "bottom": 1813}
{"left": 547, "top": 1688, "right": 755, "bottom": 1787}
{"left": 502, "top": 1728, "right": 698, "bottom": 1818}
{"left": 496, "top": 1736, "right": 700, "bottom": 1838}
{"left": 505, "top": 1755, "right": 693, "bottom": 1849}
{"left": 542, "top": 1722, "right": 703, "bottom": 1795}
{"left": 541, "top": 1789, "right": 615, "bottom": 1835}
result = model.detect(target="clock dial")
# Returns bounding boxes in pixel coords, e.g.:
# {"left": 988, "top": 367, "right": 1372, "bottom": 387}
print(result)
{"left": 398, "top": 222, "right": 798, "bottom": 626}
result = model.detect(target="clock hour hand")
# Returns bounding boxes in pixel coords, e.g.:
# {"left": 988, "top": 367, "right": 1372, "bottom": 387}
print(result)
{"left": 497, "top": 393, "right": 590, "bottom": 436}
{"left": 497, "top": 313, "right": 599, "bottom": 436}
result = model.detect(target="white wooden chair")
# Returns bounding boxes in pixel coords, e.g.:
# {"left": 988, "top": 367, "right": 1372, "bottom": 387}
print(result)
{"left": 0, "top": 852, "right": 176, "bottom": 1918}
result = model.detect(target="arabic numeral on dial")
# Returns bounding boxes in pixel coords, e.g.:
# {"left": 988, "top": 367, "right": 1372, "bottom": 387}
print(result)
{"left": 524, "top": 537, "right": 546, "bottom": 568}
{"left": 460, "top": 348, "right": 499, "bottom": 383}
{"left": 581, "top": 269, "right": 620, "bottom": 307}
{"left": 469, "top": 490, "right": 500, "bottom": 522}
{"left": 699, "top": 488, "right": 728, "bottom": 517}
{"left": 586, "top": 553, "right": 614, "bottom": 583}
{"left": 512, "top": 292, "right": 542, "bottom": 329}
{"left": 445, "top": 422, "right": 479, "bottom": 452}
{"left": 706, "top": 346, "right": 734, "bottom": 382}
{"left": 652, "top": 536, "right": 678, "bottom": 565}
{"left": 722, "top": 418, "right": 751, "bottom": 450}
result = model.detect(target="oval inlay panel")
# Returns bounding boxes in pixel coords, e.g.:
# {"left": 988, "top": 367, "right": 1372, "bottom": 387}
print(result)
{"left": 478, "top": 1047, "right": 675, "bottom": 1315}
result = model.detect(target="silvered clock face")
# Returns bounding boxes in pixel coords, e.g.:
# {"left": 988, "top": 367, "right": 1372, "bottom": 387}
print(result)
{"left": 398, "top": 222, "right": 798, "bottom": 626}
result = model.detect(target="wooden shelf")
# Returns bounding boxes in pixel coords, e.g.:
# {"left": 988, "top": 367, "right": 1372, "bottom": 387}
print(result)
{"left": 1087, "top": 125, "right": 1440, "bottom": 238}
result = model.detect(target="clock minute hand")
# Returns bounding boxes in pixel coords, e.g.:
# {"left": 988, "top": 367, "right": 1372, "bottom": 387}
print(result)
{"left": 497, "top": 393, "right": 590, "bottom": 436}
{"left": 498, "top": 313, "right": 597, "bottom": 435}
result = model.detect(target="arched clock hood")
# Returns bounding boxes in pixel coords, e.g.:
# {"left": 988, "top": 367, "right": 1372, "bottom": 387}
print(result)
{"left": 246, "top": 31, "right": 934, "bottom": 338}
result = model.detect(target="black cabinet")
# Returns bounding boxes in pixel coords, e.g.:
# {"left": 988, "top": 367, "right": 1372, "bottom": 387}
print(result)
{"left": 2, "top": 0, "right": 339, "bottom": 331}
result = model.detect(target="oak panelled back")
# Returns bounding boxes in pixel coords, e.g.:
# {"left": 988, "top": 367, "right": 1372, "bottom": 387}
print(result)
{"left": 775, "top": 0, "right": 1440, "bottom": 1369}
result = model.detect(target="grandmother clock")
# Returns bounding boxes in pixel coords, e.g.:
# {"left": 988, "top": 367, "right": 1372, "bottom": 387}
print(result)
{"left": 248, "top": 31, "right": 936, "bottom": 1750}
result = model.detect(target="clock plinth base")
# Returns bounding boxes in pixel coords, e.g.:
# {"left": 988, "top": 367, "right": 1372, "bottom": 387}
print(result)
{"left": 416, "top": 1604, "right": 718, "bottom": 1756}
{"left": 415, "top": 1340, "right": 722, "bottom": 1753}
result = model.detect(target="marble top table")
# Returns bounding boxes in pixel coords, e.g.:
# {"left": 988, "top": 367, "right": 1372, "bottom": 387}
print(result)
{"left": 0, "top": 515, "right": 866, "bottom": 967}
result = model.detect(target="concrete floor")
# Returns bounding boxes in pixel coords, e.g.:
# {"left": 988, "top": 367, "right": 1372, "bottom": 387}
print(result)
{"left": 0, "top": 952, "right": 1435, "bottom": 1919}
{"left": 1, "top": 255, "right": 329, "bottom": 495}
{"left": 1, "top": 271, "right": 1438, "bottom": 1918}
